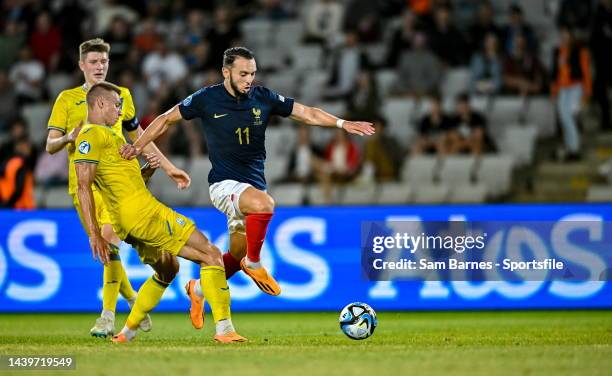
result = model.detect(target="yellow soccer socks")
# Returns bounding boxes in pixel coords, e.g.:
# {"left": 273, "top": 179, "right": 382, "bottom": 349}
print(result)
{"left": 200, "top": 266, "right": 235, "bottom": 335}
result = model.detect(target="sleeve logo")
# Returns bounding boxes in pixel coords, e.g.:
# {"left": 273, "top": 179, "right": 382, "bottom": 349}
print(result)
{"left": 278, "top": 94, "right": 285, "bottom": 102}
{"left": 78, "top": 141, "right": 91, "bottom": 154}
{"left": 182, "top": 95, "right": 193, "bottom": 107}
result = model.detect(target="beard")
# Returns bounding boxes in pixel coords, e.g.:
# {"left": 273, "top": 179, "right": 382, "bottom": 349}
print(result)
{"left": 230, "top": 76, "right": 247, "bottom": 97}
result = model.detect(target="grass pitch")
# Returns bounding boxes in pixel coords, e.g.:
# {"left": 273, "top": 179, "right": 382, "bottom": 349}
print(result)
{"left": 0, "top": 311, "right": 610, "bottom": 376}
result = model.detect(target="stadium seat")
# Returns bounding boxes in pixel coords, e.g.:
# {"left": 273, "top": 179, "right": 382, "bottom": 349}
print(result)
{"left": 290, "top": 45, "right": 323, "bottom": 72}
{"left": 363, "top": 44, "right": 388, "bottom": 67}
{"left": 401, "top": 156, "right": 440, "bottom": 184}
{"left": 47, "top": 74, "right": 73, "bottom": 99}
{"left": 270, "top": 183, "right": 306, "bottom": 206}
{"left": 273, "top": 20, "right": 304, "bottom": 49}
{"left": 497, "top": 125, "right": 538, "bottom": 166}
{"left": 448, "top": 183, "right": 488, "bottom": 203}
{"left": 526, "top": 96, "right": 556, "bottom": 137}
{"left": 21, "top": 103, "right": 52, "bottom": 145}
{"left": 376, "top": 182, "right": 412, "bottom": 204}
{"left": 438, "top": 156, "right": 477, "bottom": 185}
{"left": 441, "top": 68, "right": 470, "bottom": 99}
{"left": 340, "top": 184, "right": 377, "bottom": 205}
{"left": 255, "top": 46, "right": 286, "bottom": 71}
{"left": 382, "top": 98, "right": 416, "bottom": 147}
{"left": 265, "top": 157, "right": 288, "bottom": 184}
{"left": 489, "top": 96, "right": 527, "bottom": 134}
{"left": 413, "top": 183, "right": 449, "bottom": 203}
{"left": 376, "top": 69, "right": 397, "bottom": 98}
{"left": 185, "top": 156, "right": 212, "bottom": 205}
{"left": 263, "top": 72, "right": 298, "bottom": 97}
{"left": 306, "top": 184, "right": 339, "bottom": 205}
{"left": 475, "top": 155, "right": 514, "bottom": 198}
{"left": 240, "top": 19, "right": 274, "bottom": 50}
{"left": 586, "top": 185, "right": 612, "bottom": 202}
{"left": 299, "top": 69, "right": 328, "bottom": 102}
{"left": 43, "top": 187, "right": 72, "bottom": 208}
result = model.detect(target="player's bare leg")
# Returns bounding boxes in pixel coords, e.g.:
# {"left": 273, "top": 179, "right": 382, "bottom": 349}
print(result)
{"left": 179, "top": 229, "right": 246, "bottom": 342}
{"left": 186, "top": 231, "right": 245, "bottom": 329}
{"left": 112, "top": 253, "right": 178, "bottom": 343}
{"left": 237, "top": 187, "right": 280, "bottom": 295}
{"left": 91, "top": 224, "right": 151, "bottom": 338}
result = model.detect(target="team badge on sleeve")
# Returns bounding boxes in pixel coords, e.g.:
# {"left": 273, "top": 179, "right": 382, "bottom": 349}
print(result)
{"left": 78, "top": 141, "right": 91, "bottom": 154}
{"left": 182, "top": 95, "right": 193, "bottom": 107}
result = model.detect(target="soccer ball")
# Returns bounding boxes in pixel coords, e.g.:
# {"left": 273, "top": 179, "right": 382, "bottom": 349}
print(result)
{"left": 338, "top": 302, "right": 377, "bottom": 340}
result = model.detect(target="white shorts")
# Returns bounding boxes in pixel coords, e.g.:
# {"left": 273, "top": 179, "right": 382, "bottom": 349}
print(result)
{"left": 209, "top": 180, "right": 251, "bottom": 234}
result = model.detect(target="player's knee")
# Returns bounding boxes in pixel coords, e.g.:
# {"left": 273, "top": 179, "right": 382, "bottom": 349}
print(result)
{"left": 252, "top": 194, "right": 275, "bottom": 213}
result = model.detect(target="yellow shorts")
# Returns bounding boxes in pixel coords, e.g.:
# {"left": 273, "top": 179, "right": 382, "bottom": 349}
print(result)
{"left": 72, "top": 188, "right": 112, "bottom": 235}
{"left": 124, "top": 201, "right": 196, "bottom": 265}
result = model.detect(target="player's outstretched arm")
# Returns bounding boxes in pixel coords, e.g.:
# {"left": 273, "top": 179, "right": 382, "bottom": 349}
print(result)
{"left": 289, "top": 102, "right": 375, "bottom": 136}
{"left": 75, "top": 162, "right": 110, "bottom": 264}
{"left": 46, "top": 123, "right": 83, "bottom": 154}
{"left": 120, "top": 104, "right": 183, "bottom": 160}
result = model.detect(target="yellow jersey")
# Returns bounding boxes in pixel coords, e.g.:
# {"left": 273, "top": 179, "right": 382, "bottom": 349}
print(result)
{"left": 73, "top": 123, "right": 156, "bottom": 238}
{"left": 47, "top": 84, "right": 138, "bottom": 195}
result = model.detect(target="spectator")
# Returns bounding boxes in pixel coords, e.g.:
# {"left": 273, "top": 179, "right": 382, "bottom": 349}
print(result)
{"left": 502, "top": 4, "right": 538, "bottom": 54}
{"left": 0, "top": 118, "right": 28, "bottom": 165}
{"left": 0, "top": 20, "right": 25, "bottom": 71}
{"left": 362, "top": 117, "right": 404, "bottom": 182}
{"left": 142, "top": 39, "right": 188, "bottom": 92}
{"left": 468, "top": 1, "right": 501, "bottom": 54}
{"left": 34, "top": 147, "right": 68, "bottom": 188}
{"left": 469, "top": 32, "right": 502, "bottom": 96}
{"left": 257, "top": 0, "right": 293, "bottom": 20}
{"left": 346, "top": 69, "right": 381, "bottom": 121}
{"left": 324, "top": 31, "right": 362, "bottom": 101}
{"left": 453, "top": 93, "right": 492, "bottom": 155}
{"left": 394, "top": 32, "right": 442, "bottom": 97}
{"left": 303, "top": 0, "right": 344, "bottom": 45}
{"left": 8, "top": 46, "right": 45, "bottom": 105}
{"left": 551, "top": 27, "right": 592, "bottom": 161}
{"left": 557, "top": 0, "right": 593, "bottom": 37}
{"left": 94, "top": 0, "right": 139, "bottom": 35}
{"left": 342, "top": 0, "right": 382, "bottom": 43}
{"left": 186, "top": 42, "right": 215, "bottom": 90}
{"left": 412, "top": 94, "right": 458, "bottom": 156}
{"left": 29, "top": 11, "right": 62, "bottom": 71}
{"left": 205, "top": 6, "right": 242, "bottom": 68}
{"left": 502, "top": 34, "right": 545, "bottom": 96}
{"left": 103, "top": 16, "right": 133, "bottom": 68}
{"left": 284, "top": 126, "right": 325, "bottom": 183}
{"left": 385, "top": 9, "right": 416, "bottom": 68}
{"left": 427, "top": 3, "right": 468, "bottom": 66}
{"left": 325, "top": 128, "right": 361, "bottom": 182}
{"left": 0, "top": 70, "right": 17, "bottom": 131}
{"left": 0, "top": 135, "right": 35, "bottom": 209}
{"left": 590, "top": 0, "right": 612, "bottom": 131}
{"left": 133, "top": 17, "right": 161, "bottom": 54}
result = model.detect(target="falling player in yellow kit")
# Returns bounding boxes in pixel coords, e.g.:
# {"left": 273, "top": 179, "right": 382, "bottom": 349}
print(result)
{"left": 45, "top": 39, "right": 191, "bottom": 337}
{"left": 74, "top": 82, "right": 246, "bottom": 343}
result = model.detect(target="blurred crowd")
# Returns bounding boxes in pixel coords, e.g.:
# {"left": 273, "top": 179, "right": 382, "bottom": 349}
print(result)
{"left": 1, "top": 0, "right": 611, "bottom": 207}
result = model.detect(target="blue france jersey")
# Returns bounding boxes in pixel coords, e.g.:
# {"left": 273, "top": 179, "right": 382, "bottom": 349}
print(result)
{"left": 178, "top": 84, "right": 294, "bottom": 190}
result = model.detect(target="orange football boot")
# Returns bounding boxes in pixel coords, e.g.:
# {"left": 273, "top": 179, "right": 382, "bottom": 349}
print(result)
{"left": 184, "top": 279, "right": 205, "bottom": 329}
{"left": 240, "top": 258, "right": 281, "bottom": 296}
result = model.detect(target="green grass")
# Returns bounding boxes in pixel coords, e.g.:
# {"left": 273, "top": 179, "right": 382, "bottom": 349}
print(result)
{"left": 0, "top": 311, "right": 611, "bottom": 376}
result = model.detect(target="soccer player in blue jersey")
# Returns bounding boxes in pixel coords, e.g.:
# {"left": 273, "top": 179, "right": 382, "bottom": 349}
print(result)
{"left": 120, "top": 47, "right": 374, "bottom": 329}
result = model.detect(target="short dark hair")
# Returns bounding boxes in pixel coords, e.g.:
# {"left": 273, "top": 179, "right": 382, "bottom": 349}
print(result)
{"left": 456, "top": 92, "right": 470, "bottom": 103}
{"left": 223, "top": 47, "right": 255, "bottom": 67}
{"left": 86, "top": 81, "right": 121, "bottom": 107}
{"left": 79, "top": 38, "right": 110, "bottom": 61}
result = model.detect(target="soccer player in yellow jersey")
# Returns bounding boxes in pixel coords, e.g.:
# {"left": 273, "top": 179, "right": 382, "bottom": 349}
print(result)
{"left": 46, "top": 38, "right": 191, "bottom": 337}
{"left": 74, "top": 82, "right": 245, "bottom": 343}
